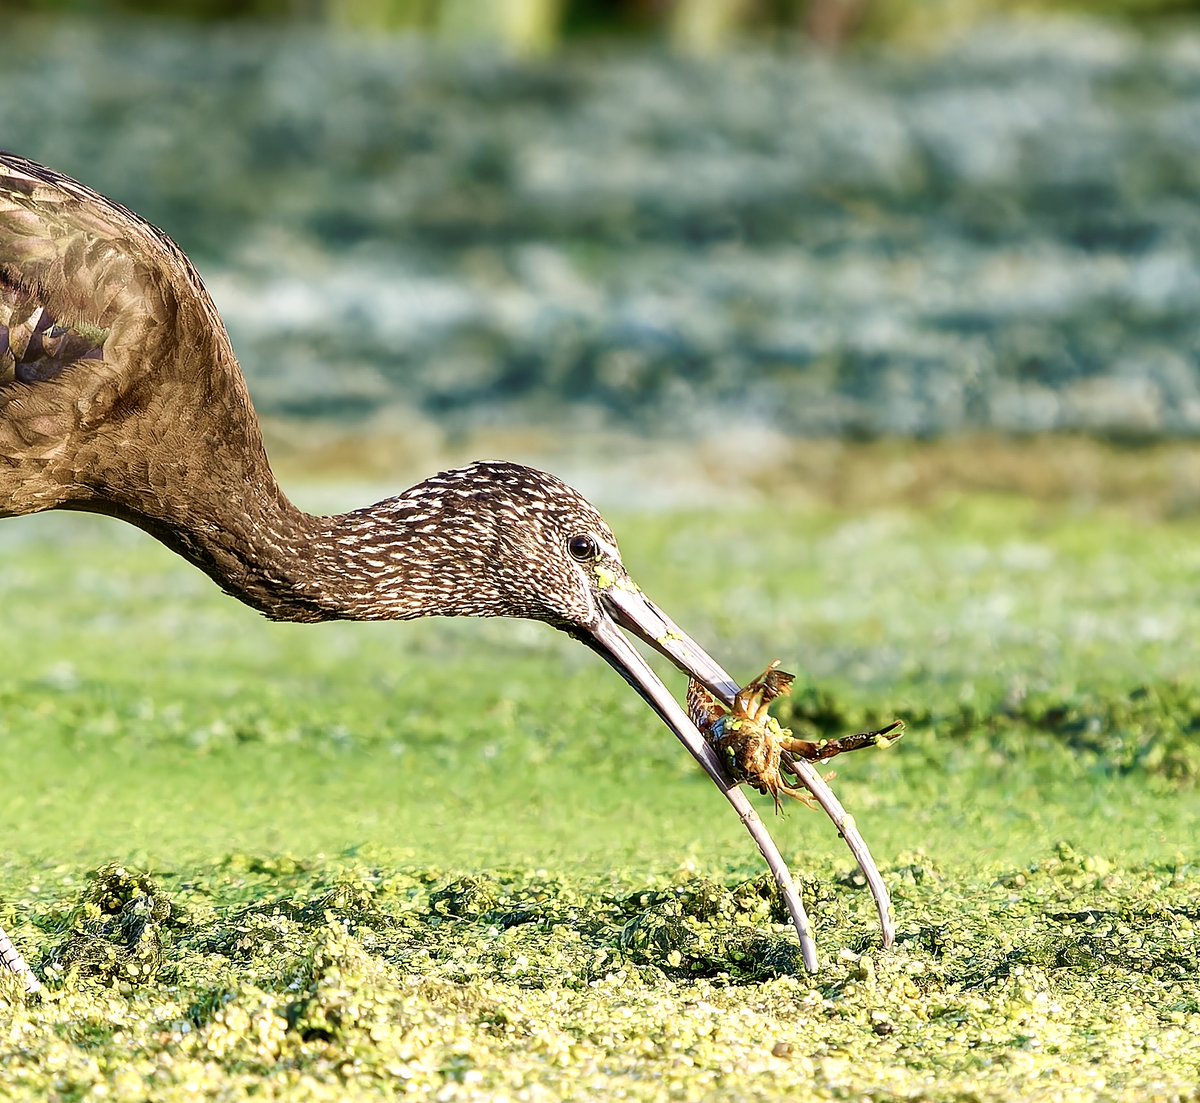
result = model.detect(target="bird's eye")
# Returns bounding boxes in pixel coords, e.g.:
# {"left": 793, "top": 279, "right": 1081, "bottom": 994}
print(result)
{"left": 567, "top": 533, "right": 599, "bottom": 561}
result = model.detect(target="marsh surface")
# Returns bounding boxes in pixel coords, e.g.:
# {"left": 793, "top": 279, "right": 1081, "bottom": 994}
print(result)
{"left": 2, "top": 483, "right": 1198, "bottom": 1100}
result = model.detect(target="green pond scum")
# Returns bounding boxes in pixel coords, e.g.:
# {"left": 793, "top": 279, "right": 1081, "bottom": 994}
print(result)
{"left": 2, "top": 487, "right": 1200, "bottom": 1099}
{"left": 1, "top": 852, "right": 1197, "bottom": 1101}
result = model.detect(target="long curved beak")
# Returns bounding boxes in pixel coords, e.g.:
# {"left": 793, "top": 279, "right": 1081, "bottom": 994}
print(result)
{"left": 582, "top": 604, "right": 733, "bottom": 790}
{"left": 582, "top": 580, "right": 739, "bottom": 785}
{"left": 600, "top": 583, "right": 740, "bottom": 707}
{"left": 575, "top": 578, "right": 897, "bottom": 967}
{"left": 574, "top": 581, "right": 820, "bottom": 971}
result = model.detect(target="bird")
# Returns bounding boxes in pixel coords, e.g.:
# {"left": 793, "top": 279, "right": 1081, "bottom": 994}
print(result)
{"left": 0, "top": 151, "right": 835, "bottom": 991}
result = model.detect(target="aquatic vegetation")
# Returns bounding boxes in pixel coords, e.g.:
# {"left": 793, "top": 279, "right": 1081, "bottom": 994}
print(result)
{"left": 42, "top": 865, "right": 175, "bottom": 988}
{"left": 3, "top": 489, "right": 1200, "bottom": 1097}
{"left": 3, "top": 20, "right": 1198, "bottom": 442}
{"left": 1, "top": 852, "right": 1198, "bottom": 1101}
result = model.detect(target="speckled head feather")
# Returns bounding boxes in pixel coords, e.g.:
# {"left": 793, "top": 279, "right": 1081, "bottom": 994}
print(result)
{"left": 309, "top": 460, "right": 623, "bottom": 627}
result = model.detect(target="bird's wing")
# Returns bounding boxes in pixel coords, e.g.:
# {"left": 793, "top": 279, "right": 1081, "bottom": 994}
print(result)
{"left": 0, "top": 151, "right": 234, "bottom": 424}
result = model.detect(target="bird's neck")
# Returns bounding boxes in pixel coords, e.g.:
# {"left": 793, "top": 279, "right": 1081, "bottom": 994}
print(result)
{"left": 118, "top": 486, "right": 346, "bottom": 623}
{"left": 74, "top": 461, "right": 436, "bottom": 623}
{"left": 50, "top": 342, "right": 449, "bottom": 621}
{"left": 114, "top": 487, "right": 466, "bottom": 623}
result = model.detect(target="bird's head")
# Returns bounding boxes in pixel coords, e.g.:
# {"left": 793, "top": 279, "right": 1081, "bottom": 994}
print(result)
{"left": 363, "top": 460, "right": 741, "bottom": 787}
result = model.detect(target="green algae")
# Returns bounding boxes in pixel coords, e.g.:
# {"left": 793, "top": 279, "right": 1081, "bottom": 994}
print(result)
{"left": 778, "top": 680, "right": 1200, "bottom": 790}
{"left": 2, "top": 853, "right": 1199, "bottom": 1101}
{"left": 42, "top": 865, "right": 175, "bottom": 989}
{"left": 593, "top": 564, "right": 617, "bottom": 590}
{"left": 3, "top": 492, "right": 1200, "bottom": 1098}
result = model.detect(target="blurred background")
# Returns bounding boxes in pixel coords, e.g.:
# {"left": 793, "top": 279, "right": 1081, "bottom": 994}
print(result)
{"left": 2, "top": 0, "right": 1199, "bottom": 506}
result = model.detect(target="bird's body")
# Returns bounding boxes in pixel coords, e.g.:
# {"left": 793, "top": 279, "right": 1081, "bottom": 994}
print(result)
{"left": 1, "top": 154, "right": 295, "bottom": 608}
{"left": 1, "top": 152, "right": 887, "bottom": 991}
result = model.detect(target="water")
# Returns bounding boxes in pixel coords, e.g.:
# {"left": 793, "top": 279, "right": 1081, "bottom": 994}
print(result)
{"left": 3, "top": 15, "right": 1199, "bottom": 439}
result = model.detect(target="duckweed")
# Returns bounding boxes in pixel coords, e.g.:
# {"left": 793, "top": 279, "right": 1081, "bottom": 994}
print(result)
{"left": 4, "top": 488, "right": 1200, "bottom": 1098}
{"left": 1, "top": 852, "right": 1198, "bottom": 1101}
